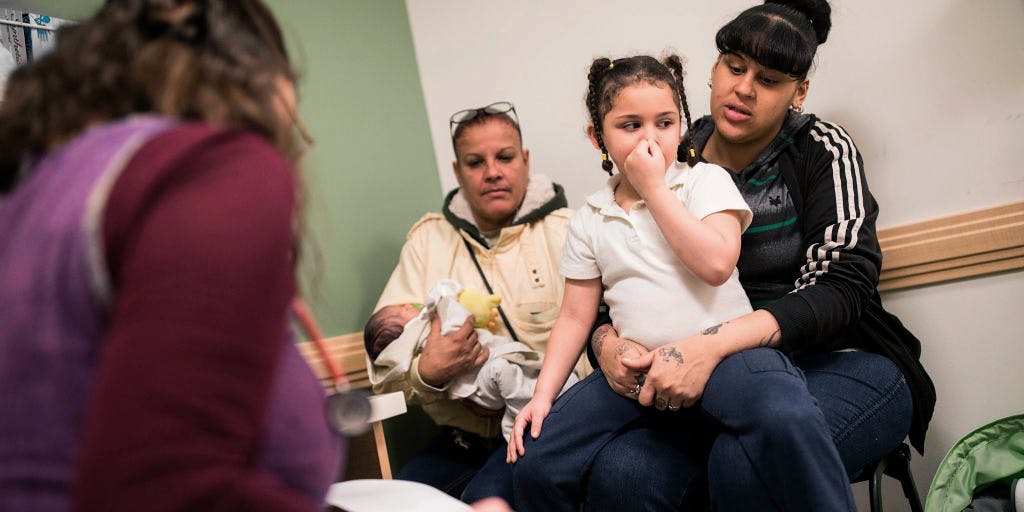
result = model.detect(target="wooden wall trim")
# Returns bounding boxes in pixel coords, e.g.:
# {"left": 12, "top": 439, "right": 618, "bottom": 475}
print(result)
{"left": 878, "top": 201, "right": 1024, "bottom": 291}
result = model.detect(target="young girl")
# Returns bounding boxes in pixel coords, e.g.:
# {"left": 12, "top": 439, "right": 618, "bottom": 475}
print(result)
{"left": 506, "top": 54, "right": 752, "bottom": 469}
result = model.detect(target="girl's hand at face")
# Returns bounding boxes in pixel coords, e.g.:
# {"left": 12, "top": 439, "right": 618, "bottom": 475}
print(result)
{"left": 622, "top": 137, "right": 667, "bottom": 199}
{"left": 506, "top": 398, "right": 553, "bottom": 463}
{"left": 623, "top": 334, "right": 725, "bottom": 411}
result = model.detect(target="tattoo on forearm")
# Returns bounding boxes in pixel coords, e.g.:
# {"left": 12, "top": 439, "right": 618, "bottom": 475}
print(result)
{"left": 658, "top": 347, "right": 684, "bottom": 366}
{"left": 592, "top": 324, "right": 612, "bottom": 357}
{"left": 758, "top": 329, "right": 781, "bottom": 347}
{"left": 701, "top": 322, "right": 728, "bottom": 335}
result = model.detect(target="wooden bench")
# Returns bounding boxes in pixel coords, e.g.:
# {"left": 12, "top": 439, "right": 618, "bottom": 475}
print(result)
{"left": 297, "top": 332, "right": 402, "bottom": 480}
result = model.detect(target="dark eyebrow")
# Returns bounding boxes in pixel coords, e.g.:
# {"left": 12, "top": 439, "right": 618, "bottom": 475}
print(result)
{"left": 611, "top": 113, "right": 676, "bottom": 121}
{"left": 462, "top": 146, "right": 517, "bottom": 159}
{"left": 723, "top": 53, "right": 749, "bottom": 65}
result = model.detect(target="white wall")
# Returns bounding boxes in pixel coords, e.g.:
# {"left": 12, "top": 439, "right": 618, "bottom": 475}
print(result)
{"left": 406, "top": 0, "right": 1024, "bottom": 226}
{"left": 865, "top": 271, "right": 1024, "bottom": 509}
{"left": 406, "top": 0, "right": 1024, "bottom": 506}
{"left": 408, "top": 0, "right": 736, "bottom": 207}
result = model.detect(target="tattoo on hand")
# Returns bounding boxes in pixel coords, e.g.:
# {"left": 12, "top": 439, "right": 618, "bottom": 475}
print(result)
{"left": 615, "top": 343, "right": 630, "bottom": 356}
{"left": 658, "top": 347, "right": 684, "bottom": 366}
{"left": 758, "top": 329, "right": 781, "bottom": 347}
{"left": 701, "top": 322, "right": 727, "bottom": 335}
{"left": 592, "top": 324, "right": 611, "bottom": 357}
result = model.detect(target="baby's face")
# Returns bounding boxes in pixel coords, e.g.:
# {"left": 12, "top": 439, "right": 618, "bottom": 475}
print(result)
{"left": 394, "top": 303, "right": 421, "bottom": 324}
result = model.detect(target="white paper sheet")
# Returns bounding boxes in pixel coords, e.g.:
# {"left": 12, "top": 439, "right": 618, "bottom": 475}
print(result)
{"left": 325, "top": 479, "right": 473, "bottom": 512}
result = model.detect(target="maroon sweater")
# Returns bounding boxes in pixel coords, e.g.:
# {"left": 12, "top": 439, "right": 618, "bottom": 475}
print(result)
{"left": 72, "top": 124, "right": 336, "bottom": 511}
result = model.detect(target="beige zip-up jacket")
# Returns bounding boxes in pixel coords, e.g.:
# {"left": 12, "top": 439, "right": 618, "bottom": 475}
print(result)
{"left": 371, "top": 174, "right": 591, "bottom": 438}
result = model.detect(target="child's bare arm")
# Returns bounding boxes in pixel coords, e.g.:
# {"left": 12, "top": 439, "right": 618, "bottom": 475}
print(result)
{"left": 508, "top": 277, "right": 601, "bottom": 463}
{"left": 532, "top": 278, "right": 602, "bottom": 403}
{"left": 644, "top": 188, "right": 743, "bottom": 287}
{"left": 622, "top": 138, "right": 743, "bottom": 287}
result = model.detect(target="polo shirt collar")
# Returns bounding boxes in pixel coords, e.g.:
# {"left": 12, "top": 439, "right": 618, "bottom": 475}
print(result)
{"left": 584, "top": 165, "right": 691, "bottom": 215}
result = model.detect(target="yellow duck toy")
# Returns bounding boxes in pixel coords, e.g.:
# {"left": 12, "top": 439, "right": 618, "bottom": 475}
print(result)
{"left": 457, "top": 289, "right": 502, "bottom": 332}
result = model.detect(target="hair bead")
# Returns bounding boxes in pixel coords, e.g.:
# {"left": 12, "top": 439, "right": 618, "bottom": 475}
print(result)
{"left": 601, "top": 153, "right": 613, "bottom": 174}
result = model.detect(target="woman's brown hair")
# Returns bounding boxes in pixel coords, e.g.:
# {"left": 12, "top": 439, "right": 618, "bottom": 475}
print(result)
{"left": 0, "top": 0, "right": 299, "bottom": 192}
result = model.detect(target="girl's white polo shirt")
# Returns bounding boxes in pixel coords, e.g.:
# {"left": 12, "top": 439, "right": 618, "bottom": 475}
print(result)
{"left": 561, "top": 162, "right": 754, "bottom": 350}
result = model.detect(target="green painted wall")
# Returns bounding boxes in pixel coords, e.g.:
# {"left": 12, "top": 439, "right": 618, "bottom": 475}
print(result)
{"left": 22, "top": 0, "right": 441, "bottom": 336}
{"left": 3, "top": 0, "right": 97, "bottom": 20}
{"left": 266, "top": 0, "right": 440, "bottom": 336}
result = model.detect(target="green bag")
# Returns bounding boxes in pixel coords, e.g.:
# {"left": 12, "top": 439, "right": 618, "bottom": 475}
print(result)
{"left": 926, "top": 414, "right": 1024, "bottom": 512}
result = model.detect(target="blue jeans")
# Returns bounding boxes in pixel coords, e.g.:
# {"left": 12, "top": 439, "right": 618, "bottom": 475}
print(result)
{"left": 513, "top": 348, "right": 912, "bottom": 511}
{"left": 396, "top": 426, "right": 513, "bottom": 505}
{"left": 462, "top": 439, "right": 514, "bottom": 505}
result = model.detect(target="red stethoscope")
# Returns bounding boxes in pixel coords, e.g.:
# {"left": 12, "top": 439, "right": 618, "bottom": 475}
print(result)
{"left": 292, "top": 297, "right": 371, "bottom": 437}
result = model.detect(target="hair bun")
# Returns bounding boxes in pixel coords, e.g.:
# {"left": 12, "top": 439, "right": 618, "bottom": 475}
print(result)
{"left": 766, "top": 0, "right": 831, "bottom": 44}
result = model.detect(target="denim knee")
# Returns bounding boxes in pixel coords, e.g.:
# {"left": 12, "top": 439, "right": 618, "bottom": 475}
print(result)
{"left": 585, "top": 426, "right": 705, "bottom": 512}
{"left": 702, "top": 349, "right": 857, "bottom": 510}
{"left": 708, "top": 434, "right": 777, "bottom": 509}
{"left": 463, "top": 445, "right": 514, "bottom": 505}
{"left": 754, "top": 397, "right": 824, "bottom": 443}
{"left": 704, "top": 348, "right": 815, "bottom": 429}
{"left": 586, "top": 446, "right": 643, "bottom": 507}
{"left": 511, "top": 449, "right": 552, "bottom": 497}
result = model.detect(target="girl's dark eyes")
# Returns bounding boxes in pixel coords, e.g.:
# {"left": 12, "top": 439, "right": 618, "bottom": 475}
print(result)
{"left": 729, "top": 65, "right": 745, "bottom": 74}
{"left": 616, "top": 119, "right": 675, "bottom": 131}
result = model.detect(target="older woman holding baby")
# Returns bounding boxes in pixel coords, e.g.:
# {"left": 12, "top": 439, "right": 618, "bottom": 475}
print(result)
{"left": 369, "top": 102, "right": 587, "bottom": 505}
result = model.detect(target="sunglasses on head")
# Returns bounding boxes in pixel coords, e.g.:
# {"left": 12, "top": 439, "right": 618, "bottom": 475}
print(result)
{"left": 449, "top": 101, "right": 519, "bottom": 138}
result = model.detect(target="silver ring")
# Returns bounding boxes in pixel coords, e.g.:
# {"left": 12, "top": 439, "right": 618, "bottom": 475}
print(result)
{"left": 630, "top": 383, "right": 641, "bottom": 395}
{"left": 667, "top": 404, "right": 679, "bottom": 412}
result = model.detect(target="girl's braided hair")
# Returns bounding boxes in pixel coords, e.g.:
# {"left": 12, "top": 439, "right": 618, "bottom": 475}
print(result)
{"left": 585, "top": 54, "right": 698, "bottom": 176}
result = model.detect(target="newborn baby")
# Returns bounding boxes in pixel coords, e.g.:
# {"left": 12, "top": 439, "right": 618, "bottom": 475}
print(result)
{"left": 365, "top": 281, "right": 578, "bottom": 440}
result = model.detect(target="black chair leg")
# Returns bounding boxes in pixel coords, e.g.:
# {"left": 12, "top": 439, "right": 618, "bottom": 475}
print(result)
{"left": 857, "top": 442, "right": 924, "bottom": 512}
{"left": 888, "top": 444, "right": 924, "bottom": 512}
{"left": 869, "top": 455, "right": 889, "bottom": 512}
